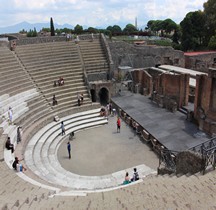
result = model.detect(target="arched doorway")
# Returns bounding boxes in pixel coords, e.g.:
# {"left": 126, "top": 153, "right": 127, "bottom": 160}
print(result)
{"left": 90, "top": 89, "right": 96, "bottom": 102}
{"left": 99, "top": 87, "right": 109, "bottom": 105}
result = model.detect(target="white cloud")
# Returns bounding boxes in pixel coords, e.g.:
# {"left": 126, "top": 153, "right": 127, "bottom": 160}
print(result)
{"left": 0, "top": 0, "right": 206, "bottom": 29}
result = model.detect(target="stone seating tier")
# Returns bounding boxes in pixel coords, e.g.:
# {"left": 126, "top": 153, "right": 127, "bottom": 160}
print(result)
{"left": 22, "top": 59, "right": 81, "bottom": 69}
{"left": 13, "top": 95, "right": 52, "bottom": 129}
{"left": 19, "top": 53, "right": 80, "bottom": 62}
{"left": 38, "top": 80, "right": 84, "bottom": 91}
{"left": 24, "top": 64, "right": 82, "bottom": 74}
{"left": 0, "top": 161, "right": 56, "bottom": 210}
{"left": 30, "top": 69, "right": 83, "bottom": 80}
{"left": 32, "top": 72, "right": 83, "bottom": 83}
{"left": 0, "top": 82, "right": 35, "bottom": 96}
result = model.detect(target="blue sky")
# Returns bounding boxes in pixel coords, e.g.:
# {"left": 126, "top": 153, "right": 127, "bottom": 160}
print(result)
{"left": 0, "top": 0, "right": 207, "bottom": 29}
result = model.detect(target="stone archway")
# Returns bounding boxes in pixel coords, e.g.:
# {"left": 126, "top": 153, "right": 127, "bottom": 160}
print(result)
{"left": 98, "top": 87, "right": 109, "bottom": 105}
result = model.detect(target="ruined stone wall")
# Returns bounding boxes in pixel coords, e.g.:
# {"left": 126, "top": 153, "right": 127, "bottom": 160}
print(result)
{"left": 132, "top": 69, "right": 153, "bottom": 95}
{"left": 108, "top": 41, "right": 185, "bottom": 71}
{"left": 155, "top": 73, "right": 189, "bottom": 107}
{"left": 176, "top": 151, "right": 203, "bottom": 174}
{"left": 185, "top": 53, "right": 216, "bottom": 73}
{"left": 194, "top": 74, "right": 211, "bottom": 117}
{"left": 194, "top": 68, "right": 216, "bottom": 135}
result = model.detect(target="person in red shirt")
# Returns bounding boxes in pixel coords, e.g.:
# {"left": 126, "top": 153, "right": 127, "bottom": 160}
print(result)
{"left": 117, "top": 117, "right": 121, "bottom": 133}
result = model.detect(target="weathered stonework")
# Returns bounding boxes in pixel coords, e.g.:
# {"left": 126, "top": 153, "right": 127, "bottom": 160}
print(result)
{"left": 185, "top": 52, "right": 216, "bottom": 73}
{"left": 194, "top": 68, "right": 216, "bottom": 135}
{"left": 176, "top": 151, "right": 203, "bottom": 174}
{"left": 131, "top": 68, "right": 189, "bottom": 110}
{"left": 108, "top": 41, "right": 185, "bottom": 72}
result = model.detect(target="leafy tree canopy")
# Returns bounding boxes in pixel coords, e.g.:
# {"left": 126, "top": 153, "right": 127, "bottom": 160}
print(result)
{"left": 74, "top": 24, "right": 83, "bottom": 34}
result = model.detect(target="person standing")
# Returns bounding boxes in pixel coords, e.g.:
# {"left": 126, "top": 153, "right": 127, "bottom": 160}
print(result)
{"left": 61, "top": 121, "right": 65, "bottom": 136}
{"left": 8, "top": 107, "right": 13, "bottom": 124}
{"left": 117, "top": 117, "right": 121, "bottom": 133}
{"left": 17, "top": 126, "right": 22, "bottom": 144}
{"left": 67, "top": 142, "right": 71, "bottom": 159}
{"left": 77, "top": 94, "right": 81, "bottom": 106}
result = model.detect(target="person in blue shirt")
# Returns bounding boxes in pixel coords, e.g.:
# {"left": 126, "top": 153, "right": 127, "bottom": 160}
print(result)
{"left": 67, "top": 142, "right": 71, "bottom": 159}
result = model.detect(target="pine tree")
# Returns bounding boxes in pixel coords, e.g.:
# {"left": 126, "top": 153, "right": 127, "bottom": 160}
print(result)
{"left": 50, "top": 17, "right": 55, "bottom": 36}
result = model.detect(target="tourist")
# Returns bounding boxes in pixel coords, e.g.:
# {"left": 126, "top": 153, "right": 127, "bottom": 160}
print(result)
{"left": 61, "top": 121, "right": 65, "bottom": 136}
{"left": 17, "top": 126, "right": 22, "bottom": 144}
{"left": 53, "top": 80, "right": 57, "bottom": 87}
{"left": 60, "top": 77, "right": 64, "bottom": 86}
{"left": 100, "top": 107, "right": 106, "bottom": 117}
{"left": 12, "top": 157, "right": 27, "bottom": 172}
{"left": 67, "top": 141, "right": 71, "bottom": 159}
{"left": 80, "top": 93, "right": 84, "bottom": 105}
{"left": 5, "top": 137, "right": 14, "bottom": 153}
{"left": 131, "top": 168, "right": 139, "bottom": 182}
{"left": 117, "top": 117, "right": 121, "bottom": 133}
{"left": 52, "top": 94, "right": 58, "bottom": 106}
{"left": 109, "top": 103, "right": 112, "bottom": 115}
{"left": 8, "top": 107, "right": 13, "bottom": 124}
{"left": 123, "top": 172, "right": 131, "bottom": 185}
{"left": 58, "top": 77, "right": 64, "bottom": 86}
{"left": 77, "top": 94, "right": 81, "bottom": 106}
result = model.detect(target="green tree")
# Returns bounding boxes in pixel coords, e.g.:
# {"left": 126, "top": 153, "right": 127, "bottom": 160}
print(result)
{"left": 146, "top": 20, "right": 163, "bottom": 35}
{"left": 42, "top": 27, "right": 50, "bottom": 32}
{"left": 112, "top": 25, "right": 122, "bottom": 35}
{"left": 74, "top": 24, "right": 83, "bottom": 34}
{"left": 204, "top": 0, "right": 216, "bottom": 45}
{"left": 50, "top": 17, "right": 55, "bottom": 36}
{"left": 19, "top": 29, "right": 27, "bottom": 34}
{"left": 123, "top": 23, "right": 137, "bottom": 34}
{"left": 87, "top": 27, "right": 98, "bottom": 33}
{"left": 162, "top": 19, "right": 177, "bottom": 35}
{"left": 180, "top": 11, "right": 206, "bottom": 51}
{"left": 26, "top": 28, "right": 37, "bottom": 37}
{"left": 208, "top": 35, "right": 216, "bottom": 50}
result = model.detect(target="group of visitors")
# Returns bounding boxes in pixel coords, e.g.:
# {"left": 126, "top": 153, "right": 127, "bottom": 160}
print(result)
{"left": 123, "top": 168, "right": 139, "bottom": 185}
{"left": 77, "top": 93, "right": 84, "bottom": 106}
{"left": 54, "top": 77, "right": 64, "bottom": 87}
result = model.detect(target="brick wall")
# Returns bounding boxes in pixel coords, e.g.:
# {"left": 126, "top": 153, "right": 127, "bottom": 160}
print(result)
{"left": 194, "top": 68, "right": 216, "bottom": 135}
{"left": 132, "top": 69, "right": 153, "bottom": 95}
{"left": 155, "top": 73, "right": 189, "bottom": 107}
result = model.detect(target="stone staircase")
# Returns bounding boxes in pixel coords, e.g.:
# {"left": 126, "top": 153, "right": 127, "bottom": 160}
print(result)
{"left": 79, "top": 39, "right": 109, "bottom": 74}
{"left": 15, "top": 41, "right": 93, "bottom": 116}
{"left": 2, "top": 170, "right": 215, "bottom": 210}
{"left": 0, "top": 47, "right": 34, "bottom": 96}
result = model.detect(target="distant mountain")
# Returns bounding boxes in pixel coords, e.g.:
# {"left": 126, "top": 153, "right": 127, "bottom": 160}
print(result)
{"left": 0, "top": 21, "right": 74, "bottom": 34}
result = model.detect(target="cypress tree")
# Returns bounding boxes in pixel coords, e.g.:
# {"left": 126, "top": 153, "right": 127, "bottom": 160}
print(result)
{"left": 50, "top": 17, "right": 55, "bottom": 36}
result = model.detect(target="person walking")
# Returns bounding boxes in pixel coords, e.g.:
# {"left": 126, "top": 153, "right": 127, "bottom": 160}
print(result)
{"left": 61, "top": 121, "right": 65, "bottom": 136}
{"left": 67, "top": 141, "right": 71, "bottom": 159}
{"left": 117, "top": 117, "right": 121, "bottom": 133}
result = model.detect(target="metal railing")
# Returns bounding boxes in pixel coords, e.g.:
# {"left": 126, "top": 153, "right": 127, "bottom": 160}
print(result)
{"left": 158, "top": 149, "right": 178, "bottom": 172}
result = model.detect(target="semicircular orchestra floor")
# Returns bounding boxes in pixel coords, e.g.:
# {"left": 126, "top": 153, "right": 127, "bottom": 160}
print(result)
{"left": 57, "top": 116, "right": 158, "bottom": 176}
